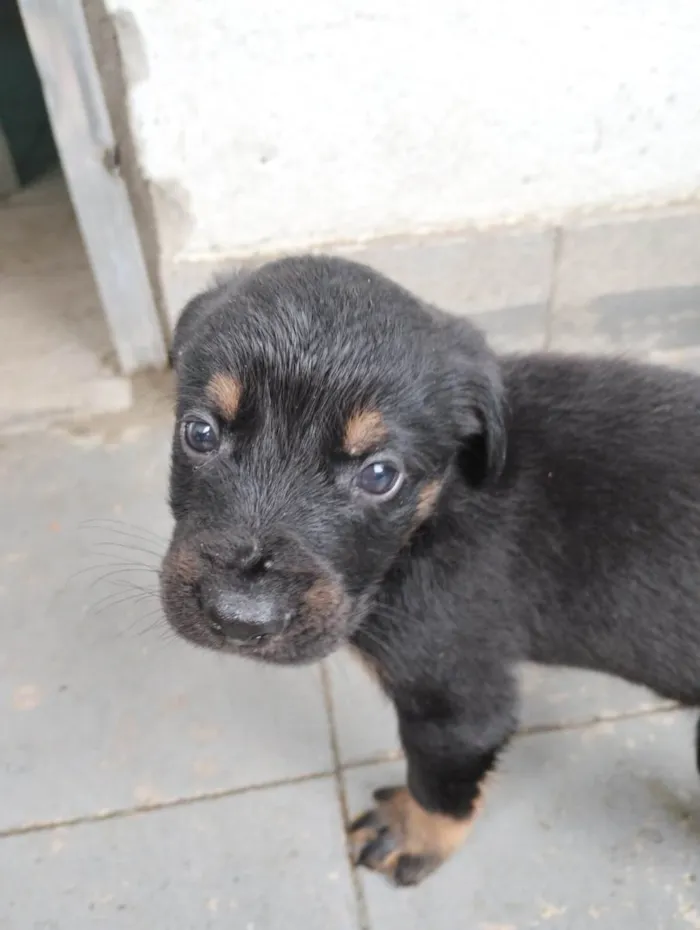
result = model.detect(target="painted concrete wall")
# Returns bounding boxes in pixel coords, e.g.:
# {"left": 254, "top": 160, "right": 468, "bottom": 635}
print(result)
{"left": 108, "top": 0, "right": 700, "bottom": 260}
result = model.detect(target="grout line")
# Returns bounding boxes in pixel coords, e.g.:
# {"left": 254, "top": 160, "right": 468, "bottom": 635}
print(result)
{"left": 0, "top": 702, "right": 683, "bottom": 844}
{"left": 320, "top": 662, "right": 372, "bottom": 930}
{"left": 337, "top": 702, "right": 684, "bottom": 773}
{"left": 516, "top": 701, "right": 681, "bottom": 737}
{"left": 0, "top": 769, "right": 334, "bottom": 841}
{"left": 544, "top": 225, "right": 564, "bottom": 350}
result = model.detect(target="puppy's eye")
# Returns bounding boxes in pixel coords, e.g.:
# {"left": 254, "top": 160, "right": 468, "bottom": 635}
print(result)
{"left": 181, "top": 416, "right": 220, "bottom": 456}
{"left": 355, "top": 460, "right": 403, "bottom": 498}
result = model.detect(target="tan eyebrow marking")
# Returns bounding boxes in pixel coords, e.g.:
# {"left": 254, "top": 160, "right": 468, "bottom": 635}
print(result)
{"left": 206, "top": 373, "right": 242, "bottom": 420}
{"left": 343, "top": 410, "right": 388, "bottom": 456}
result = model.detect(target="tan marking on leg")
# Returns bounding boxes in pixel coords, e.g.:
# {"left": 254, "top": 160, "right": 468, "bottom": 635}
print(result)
{"left": 349, "top": 784, "right": 485, "bottom": 883}
{"left": 343, "top": 410, "right": 387, "bottom": 456}
{"left": 378, "top": 787, "right": 474, "bottom": 861}
{"left": 206, "top": 373, "right": 242, "bottom": 420}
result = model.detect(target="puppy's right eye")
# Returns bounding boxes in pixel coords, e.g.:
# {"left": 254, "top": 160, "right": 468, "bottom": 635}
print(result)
{"left": 181, "top": 416, "right": 220, "bottom": 457}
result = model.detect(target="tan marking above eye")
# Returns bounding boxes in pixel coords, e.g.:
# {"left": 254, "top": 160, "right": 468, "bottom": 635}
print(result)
{"left": 343, "top": 409, "right": 388, "bottom": 456}
{"left": 206, "top": 373, "right": 242, "bottom": 420}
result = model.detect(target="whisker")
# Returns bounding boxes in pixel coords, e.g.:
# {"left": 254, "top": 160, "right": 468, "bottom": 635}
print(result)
{"left": 85, "top": 566, "right": 161, "bottom": 593}
{"left": 80, "top": 518, "right": 168, "bottom": 544}
{"left": 89, "top": 590, "right": 157, "bottom": 618}
{"left": 90, "top": 540, "right": 165, "bottom": 561}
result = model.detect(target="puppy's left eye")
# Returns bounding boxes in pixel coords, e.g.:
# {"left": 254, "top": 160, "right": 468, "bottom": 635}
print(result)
{"left": 356, "top": 460, "right": 403, "bottom": 498}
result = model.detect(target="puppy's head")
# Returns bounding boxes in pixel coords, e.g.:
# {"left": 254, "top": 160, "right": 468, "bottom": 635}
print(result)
{"left": 161, "top": 255, "right": 505, "bottom": 664}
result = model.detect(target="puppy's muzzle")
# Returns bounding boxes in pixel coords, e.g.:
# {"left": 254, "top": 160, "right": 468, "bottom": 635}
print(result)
{"left": 194, "top": 532, "right": 294, "bottom": 643}
{"left": 161, "top": 524, "right": 351, "bottom": 661}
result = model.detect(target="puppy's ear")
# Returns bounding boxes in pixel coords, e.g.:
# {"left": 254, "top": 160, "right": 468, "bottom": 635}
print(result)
{"left": 445, "top": 333, "right": 507, "bottom": 487}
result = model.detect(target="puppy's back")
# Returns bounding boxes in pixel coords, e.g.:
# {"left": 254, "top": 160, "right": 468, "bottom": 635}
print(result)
{"left": 498, "top": 353, "right": 700, "bottom": 702}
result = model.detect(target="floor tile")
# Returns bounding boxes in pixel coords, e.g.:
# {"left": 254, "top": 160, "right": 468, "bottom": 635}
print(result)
{"left": 519, "top": 664, "right": 673, "bottom": 731}
{"left": 550, "top": 285, "right": 700, "bottom": 356}
{"left": 0, "top": 424, "right": 332, "bottom": 831}
{"left": 327, "top": 651, "right": 672, "bottom": 767}
{"left": 0, "top": 777, "right": 359, "bottom": 930}
{"left": 345, "top": 710, "right": 699, "bottom": 930}
{"left": 326, "top": 651, "right": 400, "bottom": 766}
{"left": 0, "top": 200, "right": 86, "bottom": 276}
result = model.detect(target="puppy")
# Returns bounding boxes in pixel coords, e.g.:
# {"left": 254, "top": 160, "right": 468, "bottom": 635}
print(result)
{"left": 161, "top": 254, "right": 700, "bottom": 887}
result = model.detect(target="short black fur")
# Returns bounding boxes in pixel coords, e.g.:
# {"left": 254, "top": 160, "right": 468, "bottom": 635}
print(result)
{"left": 161, "top": 254, "right": 700, "bottom": 886}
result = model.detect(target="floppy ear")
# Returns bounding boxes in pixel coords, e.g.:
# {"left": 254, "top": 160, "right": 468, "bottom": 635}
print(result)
{"left": 445, "top": 332, "right": 507, "bottom": 487}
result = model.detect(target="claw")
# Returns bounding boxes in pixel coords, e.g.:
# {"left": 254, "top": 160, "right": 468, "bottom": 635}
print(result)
{"left": 347, "top": 784, "right": 475, "bottom": 887}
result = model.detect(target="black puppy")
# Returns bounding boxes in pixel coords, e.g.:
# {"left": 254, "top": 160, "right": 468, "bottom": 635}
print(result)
{"left": 161, "top": 254, "right": 700, "bottom": 887}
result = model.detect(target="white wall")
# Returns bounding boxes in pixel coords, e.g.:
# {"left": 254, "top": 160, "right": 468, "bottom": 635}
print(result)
{"left": 109, "top": 0, "right": 700, "bottom": 260}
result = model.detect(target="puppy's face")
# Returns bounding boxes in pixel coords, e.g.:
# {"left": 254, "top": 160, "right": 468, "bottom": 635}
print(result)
{"left": 161, "top": 256, "right": 504, "bottom": 665}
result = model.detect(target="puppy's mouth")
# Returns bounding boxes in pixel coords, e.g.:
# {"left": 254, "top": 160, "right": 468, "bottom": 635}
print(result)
{"left": 160, "top": 544, "right": 360, "bottom": 665}
{"left": 165, "top": 593, "right": 354, "bottom": 665}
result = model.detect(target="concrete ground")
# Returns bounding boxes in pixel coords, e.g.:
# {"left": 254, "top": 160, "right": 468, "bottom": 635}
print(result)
{"left": 0, "top": 171, "right": 132, "bottom": 434}
{"left": 0, "top": 375, "right": 699, "bottom": 930}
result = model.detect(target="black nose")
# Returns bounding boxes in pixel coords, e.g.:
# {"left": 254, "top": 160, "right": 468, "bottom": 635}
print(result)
{"left": 206, "top": 590, "right": 287, "bottom": 642}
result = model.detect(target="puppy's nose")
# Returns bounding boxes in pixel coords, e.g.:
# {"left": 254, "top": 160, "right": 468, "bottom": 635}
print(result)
{"left": 207, "top": 590, "right": 286, "bottom": 642}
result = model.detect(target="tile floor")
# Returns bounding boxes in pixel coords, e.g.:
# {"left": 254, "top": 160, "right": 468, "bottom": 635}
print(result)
{"left": 0, "top": 389, "right": 698, "bottom": 929}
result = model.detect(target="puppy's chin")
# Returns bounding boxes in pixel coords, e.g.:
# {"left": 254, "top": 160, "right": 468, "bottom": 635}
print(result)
{"left": 223, "top": 628, "right": 348, "bottom": 665}
{"left": 168, "top": 617, "right": 350, "bottom": 665}
{"left": 161, "top": 589, "right": 365, "bottom": 666}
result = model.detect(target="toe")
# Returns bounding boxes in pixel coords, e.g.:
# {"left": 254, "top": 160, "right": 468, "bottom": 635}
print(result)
{"left": 356, "top": 825, "right": 398, "bottom": 870}
{"left": 393, "top": 853, "right": 441, "bottom": 887}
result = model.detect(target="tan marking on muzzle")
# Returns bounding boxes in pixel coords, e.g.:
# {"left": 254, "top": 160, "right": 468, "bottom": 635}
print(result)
{"left": 166, "top": 544, "right": 199, "bottom": 584}
{"left": 415, "top": 479, "right": 444, "bottom": 525}
{"left": 206, "top": 372, "right": 242, "bottom": 420}
{"left": 343, "top": 410, "right": 387, "bottom": 456}
{"left": 303, "top": 577, "right": 343, "bottom": 618}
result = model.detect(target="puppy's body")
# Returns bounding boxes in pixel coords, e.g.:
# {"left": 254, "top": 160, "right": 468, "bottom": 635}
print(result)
{"left": 507, "top": 355, "right": 700, "bottom": 698}
{"left": 162, "top": 255, "right": 700, "bottom": 887}
{"left": 402, "top": 352, "right": 700, "bottom": 702}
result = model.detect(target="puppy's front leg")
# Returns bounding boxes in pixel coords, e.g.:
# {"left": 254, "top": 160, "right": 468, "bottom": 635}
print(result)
{"left": 348, "top": 680, "right": 516, "bottom": 887}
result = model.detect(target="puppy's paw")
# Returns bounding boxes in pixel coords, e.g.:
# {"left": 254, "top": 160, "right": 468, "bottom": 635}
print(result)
{"left": 348, "top": 786, "right": 472, "bottom": 887}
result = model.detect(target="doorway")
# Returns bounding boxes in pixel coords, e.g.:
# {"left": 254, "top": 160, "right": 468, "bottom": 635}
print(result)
{"left": 0, "top": 0, "right": 166, "bottom": 432}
